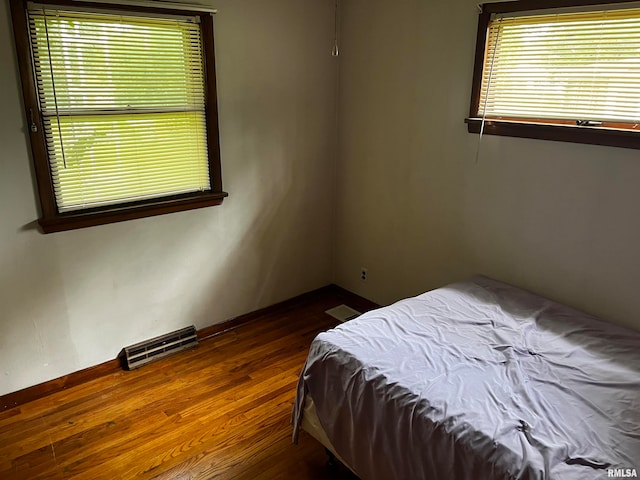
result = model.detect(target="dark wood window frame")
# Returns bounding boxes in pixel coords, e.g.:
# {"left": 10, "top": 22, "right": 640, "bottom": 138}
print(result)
{"left": 10, "top": 0, "right": 227, "bottom": 233}
{"left": 466, "top": 0, "right": 640, "bottom": 150}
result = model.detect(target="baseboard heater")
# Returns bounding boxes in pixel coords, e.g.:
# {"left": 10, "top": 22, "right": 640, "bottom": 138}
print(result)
{"left": 122, "top": 325, "right": 199, "bottom": 370}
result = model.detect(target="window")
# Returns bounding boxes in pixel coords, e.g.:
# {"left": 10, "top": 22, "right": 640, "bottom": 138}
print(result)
{"left": 10, "top": 0, "right": 227, "bottom": 233}
{"left": 467, "top": 0, "right": 640, "bottom": 150}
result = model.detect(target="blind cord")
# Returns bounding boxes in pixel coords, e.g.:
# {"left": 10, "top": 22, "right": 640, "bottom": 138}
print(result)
{"left": 475, "top": 16, "right": 502, "bottom": 165}
{"left": 332, "top": 0, "right": 339, "bottom": 57}
{"left": 43, "top": 10, "right": 68, "bottom": 169}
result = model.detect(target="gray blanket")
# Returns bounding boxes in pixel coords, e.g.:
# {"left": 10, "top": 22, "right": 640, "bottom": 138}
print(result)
{"left": 292, "top": 276, "right": 640, "bottom": 479}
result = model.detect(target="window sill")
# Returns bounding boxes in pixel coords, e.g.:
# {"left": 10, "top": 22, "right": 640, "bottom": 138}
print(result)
{"left": 465, "top": 118, "right": 640, "bottom": 150}
{"left": 38, "top": 191, "right": 229, "bottom": 233}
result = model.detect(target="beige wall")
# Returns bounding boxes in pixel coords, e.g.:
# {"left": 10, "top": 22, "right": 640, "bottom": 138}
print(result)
{"left": 333, "top": 0, "right": 640, "bottom": 332}
{"left": 0, "top": 0, "right": 336, "bottom": 396}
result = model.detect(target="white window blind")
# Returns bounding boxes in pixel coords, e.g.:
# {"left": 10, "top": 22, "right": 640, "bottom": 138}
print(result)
{"left": 479, "top": 7, "right": 640, "bottom": 126}
{"left": 28, "top": 6, "right": 211, "bottom": 212}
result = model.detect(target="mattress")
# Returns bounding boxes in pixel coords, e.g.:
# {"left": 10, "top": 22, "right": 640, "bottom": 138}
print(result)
{"left": 300, "top": 396, "right": 351, "bottom": 468}
{"left": 292, "top": 276, "right": 640, "bottom": 480}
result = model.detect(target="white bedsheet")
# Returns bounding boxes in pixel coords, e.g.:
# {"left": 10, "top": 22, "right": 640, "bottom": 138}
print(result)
{"left": 292, "top": 276, "right": 640, "bottom": 479}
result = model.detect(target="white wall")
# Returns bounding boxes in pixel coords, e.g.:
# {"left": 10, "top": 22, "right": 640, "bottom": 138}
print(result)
{"left": 4, "top": 0, "right": 640, "bottom": 398}
{"left": 334, "top": 0, "right": 640, "bottom": 332}
{"left": 0, "top": 0, "right": 336, "bottom": 396}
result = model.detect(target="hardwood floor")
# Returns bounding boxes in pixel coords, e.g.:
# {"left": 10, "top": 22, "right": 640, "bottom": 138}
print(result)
{"left": 0, "top": 288, "right": 373, "bottom": 479}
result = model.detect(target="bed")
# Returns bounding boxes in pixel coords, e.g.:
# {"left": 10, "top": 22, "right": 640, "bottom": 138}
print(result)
{"left": 292, "top": 276, "right": 640, "bottom": 480}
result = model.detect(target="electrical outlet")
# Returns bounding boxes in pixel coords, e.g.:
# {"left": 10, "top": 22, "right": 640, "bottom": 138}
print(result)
{"left": 360, "top": 267, "right": 368, "bottom": 282}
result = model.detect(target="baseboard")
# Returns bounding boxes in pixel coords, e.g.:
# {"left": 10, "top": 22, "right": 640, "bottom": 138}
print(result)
{"left": 197, "top": 284, "right": 378, "bottom": 341}
{"left": 0, "top": 284, "right": 378, "bottom": 411}
{"left": 0, "top": 359, "right": 122, "bottom": 412}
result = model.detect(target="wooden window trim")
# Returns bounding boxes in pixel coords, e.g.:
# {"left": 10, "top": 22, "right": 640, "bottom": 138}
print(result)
{"left": 466, "top": 0, "right": 640, "bottom": 150}
{"left": 9, "top": 0, "right": 227, "bottom": 234}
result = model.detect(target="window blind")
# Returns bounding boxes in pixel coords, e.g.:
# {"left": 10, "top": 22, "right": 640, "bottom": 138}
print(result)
{"left": 28, "top": 6, "right": 211, "bottom": 212}
{"left": 479, "top": 7, "right": 640, "bottom": 125}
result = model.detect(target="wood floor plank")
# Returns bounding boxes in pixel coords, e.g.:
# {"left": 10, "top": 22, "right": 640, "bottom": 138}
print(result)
{"left": 1, "top": 325, "right": 306, "bottom": 459}
{"left": 0, "top": 288, "right": 373, "bottom": 479}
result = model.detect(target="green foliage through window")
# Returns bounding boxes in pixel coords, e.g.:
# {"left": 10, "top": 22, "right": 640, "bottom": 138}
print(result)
{"left": 29, "top": 8, "right": 210, "bottom": 212}
{"left": 478, "top": 7, "right": 640, "bottom": 126}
